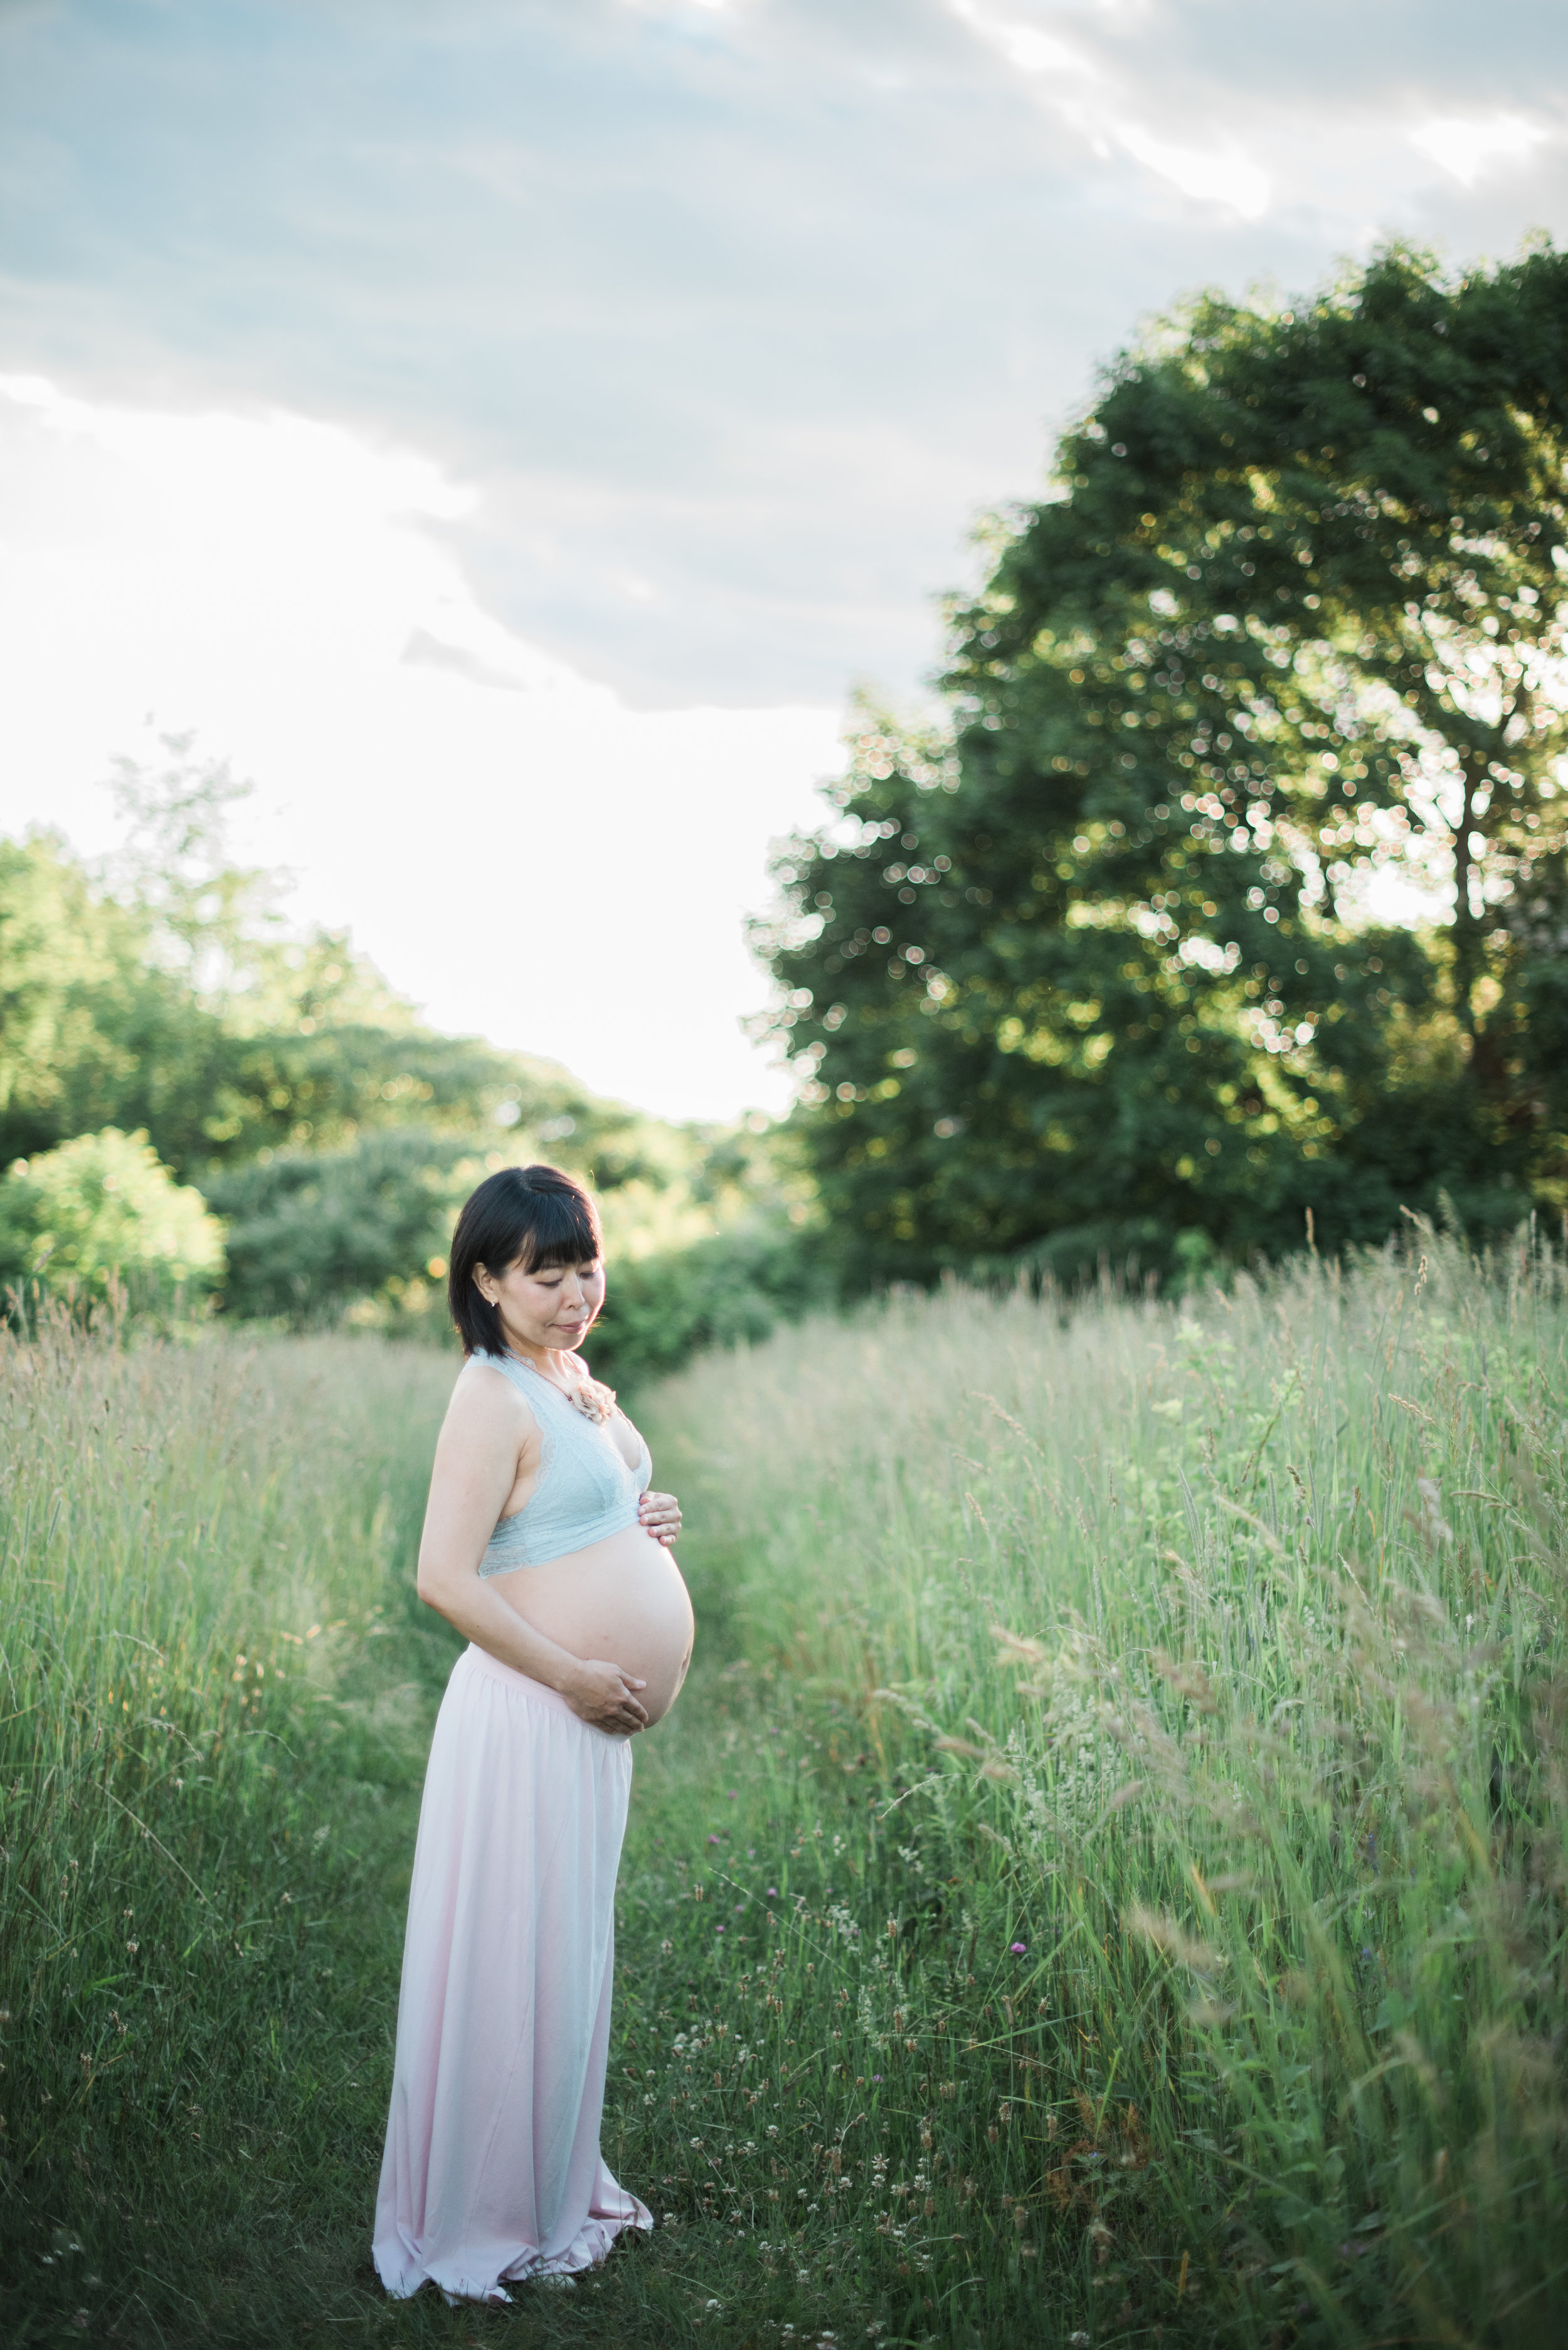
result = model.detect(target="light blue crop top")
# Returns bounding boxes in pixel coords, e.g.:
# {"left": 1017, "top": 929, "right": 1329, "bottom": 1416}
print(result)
{"left": 475, "top": 1350, "right": 652, "bottom": 1573}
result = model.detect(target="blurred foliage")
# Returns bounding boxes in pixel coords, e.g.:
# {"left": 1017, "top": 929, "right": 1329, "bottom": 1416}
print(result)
{"left": 0, "top": 1127, "right": 224, "bottom": 1314}
{"left": 1, "top": 737, "right": 818, "bottom": 1363}
{"left": 203, "top": 1128, "right": 472, "bottom": 1328}
{"left": 203, "top": 1123, "right": 827, "bottom": 1375}
{"left": 583, "top": 1123, "right": 828, "bottom": 1394}
{"left": 587, "top": 1215, "right": 835, "bottom": 1395}
{"left": 756, "top": 243, "right": 1568, "bottom": 1289}
{"left": 0, "top": 824, "right": 519, "bottom": 1176}
{"left": 0, "top": 829, "right": 230, "bottom": 1174}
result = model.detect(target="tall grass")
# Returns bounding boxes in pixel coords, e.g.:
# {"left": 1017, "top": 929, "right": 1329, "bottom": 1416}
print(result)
{"left": 625, "top": 1230, "right": 1568, "bottom": 2347}
{"left": 4, "top": 1240, "right": 1564, "bottom": 2350}
{"left": 0, "top": 1312, "right": 458, "bottom": 2344}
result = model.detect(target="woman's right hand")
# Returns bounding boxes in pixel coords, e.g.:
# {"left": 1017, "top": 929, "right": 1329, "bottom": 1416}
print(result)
{"left": 566, "top": 1658, "right": 649, "bottom": 1735}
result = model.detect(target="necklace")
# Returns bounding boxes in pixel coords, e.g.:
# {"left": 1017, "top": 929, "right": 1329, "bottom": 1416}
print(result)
{"left": 506, "top": 1349, "right": 617, "bottom": 1424}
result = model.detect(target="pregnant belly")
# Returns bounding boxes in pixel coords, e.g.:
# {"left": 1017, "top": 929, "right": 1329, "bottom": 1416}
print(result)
{"left": 489, "top": 1523, "right": 695, "bottom": 1726}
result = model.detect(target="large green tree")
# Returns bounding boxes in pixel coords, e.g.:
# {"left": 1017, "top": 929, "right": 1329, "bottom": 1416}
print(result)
{"left": 0, "top": 829, "right": 527, "bottom": 1172}
{"left": 759, "top": 245, "right": 1568, "bottom": 1284}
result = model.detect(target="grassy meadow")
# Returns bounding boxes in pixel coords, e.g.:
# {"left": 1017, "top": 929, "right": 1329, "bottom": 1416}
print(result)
{"left": 3, "top": 1234, "right": 1565, "bottom": 2347}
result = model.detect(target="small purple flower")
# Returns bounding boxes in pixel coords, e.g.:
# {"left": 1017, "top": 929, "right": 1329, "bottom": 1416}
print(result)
{"left": 716, "top": 1924, "right": 726, "bottom": 1934}
{"left": 1010, "top": 1942, "right": 1027, "bottom": 1956}
{"left": 707, "top": 1834, "right": 721, "bottom": 1846}
{"left": 871, "top": 2073, "right": 882, "bottom": 2083}
{"left": 727, "top": 1789, "right": 739, "bottom": 1800}
{"left": 767, "top": 1886, "right": 779, "bottom": 1898}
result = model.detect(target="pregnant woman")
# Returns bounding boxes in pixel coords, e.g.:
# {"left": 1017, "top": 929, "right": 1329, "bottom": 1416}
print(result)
{"left": 373, "top": 1163, "right": 694, "bottom": 2304}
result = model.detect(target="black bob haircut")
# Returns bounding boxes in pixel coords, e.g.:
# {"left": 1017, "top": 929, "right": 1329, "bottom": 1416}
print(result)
{"left": 447, "top": 1164, "right": 603, "bottom": 1359}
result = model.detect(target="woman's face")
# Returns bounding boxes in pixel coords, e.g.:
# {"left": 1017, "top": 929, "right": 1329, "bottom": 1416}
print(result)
{"left": 477, "top": 1253, "right": 606, "bottom": 1356}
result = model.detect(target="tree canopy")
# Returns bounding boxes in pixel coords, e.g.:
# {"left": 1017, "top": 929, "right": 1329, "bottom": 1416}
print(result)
{"left": 0, "top": 743, "right": 527, "bottom": 1180}
{"left": 758, "top": 244, "right": 1568, "bottom": 1284}
{"left": 3, "top": 742, "right": 810, "bottom": 1353}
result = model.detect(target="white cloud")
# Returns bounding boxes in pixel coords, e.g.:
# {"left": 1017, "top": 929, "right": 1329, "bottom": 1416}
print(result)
{"left": 5, "top": 3, "right": 1567, "bottom": 718}
{"left": 949, "top": 1, "right": 1098, "bottom": 81}
{"left": 1115, "top": 122, "right": 1270, "bottom": 218}
{"left": 950, "top": 1, "right": 1271, "bottom": 218}
{"left": 1409, "top": 112, "right": 1552, "bottom": 188}
{"left": 0, "top": 380, "right": 843, "bottom": 1123}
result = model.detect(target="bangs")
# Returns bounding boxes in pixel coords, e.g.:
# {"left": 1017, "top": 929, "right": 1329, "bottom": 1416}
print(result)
{"left": 516, "top": 1186, "right": 602, "bottom": 1272}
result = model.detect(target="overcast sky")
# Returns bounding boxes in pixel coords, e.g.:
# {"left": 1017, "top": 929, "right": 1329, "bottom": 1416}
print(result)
{"left": 3, "top": 0, "right": 1567, "bottom": 1119}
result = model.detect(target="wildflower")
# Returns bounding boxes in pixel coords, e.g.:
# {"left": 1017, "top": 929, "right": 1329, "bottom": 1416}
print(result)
{"left": 768, "top": 1886, "right": 780, "bottom": 1897}
{"left": 707, "top": 1834, "right": 721, "bottom": 1846}
{"left": 1010, "top": 1942, "right": 1027, "bottom": 1955}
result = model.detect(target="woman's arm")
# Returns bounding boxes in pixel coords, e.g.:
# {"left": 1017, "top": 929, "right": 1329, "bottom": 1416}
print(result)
{"left": 415, "top": 1366, "right": 649, "bottom": 1734}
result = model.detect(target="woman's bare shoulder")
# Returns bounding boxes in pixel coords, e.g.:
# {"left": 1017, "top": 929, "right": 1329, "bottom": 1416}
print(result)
{"left": 442, "top": 1356, "right": 536, "bottom": 1440}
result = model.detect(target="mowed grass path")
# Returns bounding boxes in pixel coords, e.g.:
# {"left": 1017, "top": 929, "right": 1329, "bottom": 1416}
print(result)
{"left": 4, "top": 1237, "right": 1567, "bottom": 2348}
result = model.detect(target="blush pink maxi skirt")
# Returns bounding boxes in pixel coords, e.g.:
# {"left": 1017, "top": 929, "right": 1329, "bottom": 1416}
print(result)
{"left": 372, "top": 1642, "right": 652, "bottom": 2302}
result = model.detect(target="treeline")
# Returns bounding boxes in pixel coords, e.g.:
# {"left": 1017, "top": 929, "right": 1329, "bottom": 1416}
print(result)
{"left": 9, "top": 246, "right": 1566, "bottom": 1365}
{"left": 756, "top": 244, "right": 1568, "bottom": 1289}
{"left": 0, "top": 743, "right": 817, "bottom": 1387}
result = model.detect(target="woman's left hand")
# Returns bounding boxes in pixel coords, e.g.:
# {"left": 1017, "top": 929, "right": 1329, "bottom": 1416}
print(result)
{"left": 638, "top": 1489, "right": 682, "bottom": 1548}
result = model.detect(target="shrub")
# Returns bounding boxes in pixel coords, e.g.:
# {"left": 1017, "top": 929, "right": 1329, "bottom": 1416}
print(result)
{"left": 585, "top": 1218, "right": 835, "bottom": 1396}
{"left": 203, "top": 1127, "right": 476, "bottom": 1327}
{"left": 0, "top": 1127, "right": 224, "bottom": 1316}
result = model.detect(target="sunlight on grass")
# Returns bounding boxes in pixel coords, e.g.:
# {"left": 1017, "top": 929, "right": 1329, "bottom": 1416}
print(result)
{"left": 3, "top": 1233, "right": 1564, "bottom": 2349}
{"left": 0, "top": 1315, "right": 458, "bottom": 2346}
{"left": 629, "top": 1227, "right": 1567, "bottom": 2346}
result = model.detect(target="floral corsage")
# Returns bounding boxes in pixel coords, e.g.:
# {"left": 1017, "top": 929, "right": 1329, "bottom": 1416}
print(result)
{"left": 567, "top": 1373, "right": 618, "bottom": 1425}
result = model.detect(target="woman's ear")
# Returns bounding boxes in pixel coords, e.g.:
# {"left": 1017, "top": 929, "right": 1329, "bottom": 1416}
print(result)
{"left": 473, "top": 1262, "right": 499, "bottom": 1306}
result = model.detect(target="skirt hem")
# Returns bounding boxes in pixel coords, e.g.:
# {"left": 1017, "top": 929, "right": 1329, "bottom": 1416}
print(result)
{"left": 375, "top": 2188, "right": 654, "bottom": 2303}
